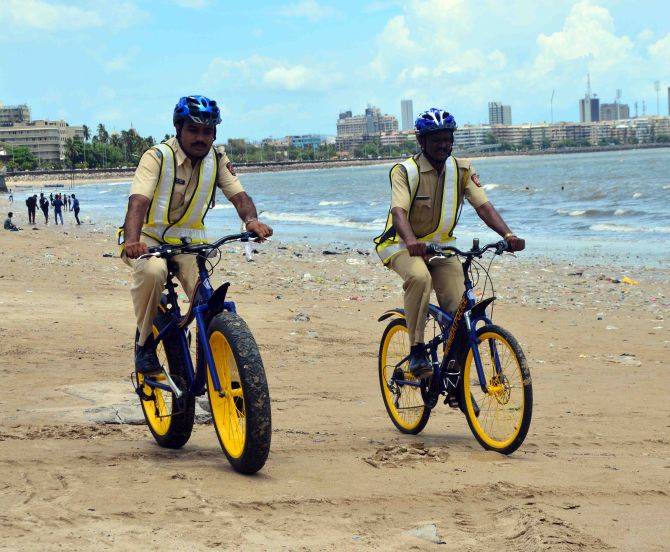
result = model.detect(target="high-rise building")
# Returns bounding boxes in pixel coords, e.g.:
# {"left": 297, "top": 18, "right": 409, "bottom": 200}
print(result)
{"left": 579, "top": 97, "right": 600, "bottom": 122}
{"left": 401, "top": 99, "right": 414, "bottom": 131}
{"left": 336, "top": 105, "right": 399, "bottom": 150}
{"left": 488, "top": 102, "right": 512, "bottom": 125}
{"left": 600, "top": 102, "right": 630, "bottom": 121}
{"left": 0, "top": 103, "right": 31, "bottom": 126}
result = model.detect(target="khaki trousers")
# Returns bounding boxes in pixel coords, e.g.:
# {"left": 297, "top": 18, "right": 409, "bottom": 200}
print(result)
{"left": 122, "top": 237, "right": 199, "bottom": 346}
{"left": 388, "top": 250, "right": 464, "bottom": 346}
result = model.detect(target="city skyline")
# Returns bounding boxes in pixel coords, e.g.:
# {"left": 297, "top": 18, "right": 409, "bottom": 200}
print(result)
{"left": 1, "top": 1, "right": 669, "bottom": 140}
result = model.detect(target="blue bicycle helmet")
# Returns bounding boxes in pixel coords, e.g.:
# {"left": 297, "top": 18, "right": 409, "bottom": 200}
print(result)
{"left": 415, "top": 108, "right": 457, "bottom": 136}
{"left": 173, "top": 95, "right": 222, "bottom": 126}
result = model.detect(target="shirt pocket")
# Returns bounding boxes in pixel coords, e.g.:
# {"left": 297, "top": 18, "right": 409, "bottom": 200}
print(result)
{"left": 410, "top": 195, "right": 434, "bottom": 236}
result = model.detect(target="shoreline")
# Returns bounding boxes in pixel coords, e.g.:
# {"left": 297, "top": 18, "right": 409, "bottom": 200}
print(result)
{"left": 5, "top": 143, "right": 669, "bottom": 187}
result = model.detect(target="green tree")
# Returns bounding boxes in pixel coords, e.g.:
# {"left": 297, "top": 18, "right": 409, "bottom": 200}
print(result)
{"left": 6, "top": 145, "right": 38, "bottom": 171}
{"left": 96, "top": 123, "right": 109, "bottom": 144}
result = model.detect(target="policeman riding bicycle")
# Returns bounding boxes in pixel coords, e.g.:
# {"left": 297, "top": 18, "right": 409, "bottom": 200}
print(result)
{"left": 374, "top": 108, "right": 525, "bottom": 379}
{"left": 119, "top": 95, "right": 272, "bottom": 375}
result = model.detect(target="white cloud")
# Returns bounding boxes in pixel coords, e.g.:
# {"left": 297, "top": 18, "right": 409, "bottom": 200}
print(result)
{"left": 280, "top": 0, "right": 335, "bottom": 21}
{"left": 0, "top": 0, "right": 147, "bottom": 31}
{"left": 263, "top": 66, "right": 311, "bottom": 91}
{"left": 648, "top": 34, "right": 670, "bottom": 59}
{"left": 203, "top": 55, "right": 341, "bottom": 92}
{"left": 104, "top": 50, "right": 138, "bottom": 72}
{"left": 531, "top": 1, "right": 634, "bottom": 75}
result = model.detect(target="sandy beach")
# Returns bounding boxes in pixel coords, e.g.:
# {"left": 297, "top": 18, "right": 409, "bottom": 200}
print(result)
{"left": 0, "top": 207, "right": 669, "bottom": 550}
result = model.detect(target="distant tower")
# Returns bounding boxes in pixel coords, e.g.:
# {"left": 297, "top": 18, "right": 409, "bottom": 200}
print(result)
{"left": 400, "top": 99, "right": 414, "bottom": 131}
{"left": 654, "top": 81, "right": 660, "bottom": 115}
{"left": 667, "top": 87, "right": 670, "bottom": 116}
{"left": 550, "top": 90, "right": 555, "bottom": 123}
{"left": 488, "top": 101, "right": 512, "bottom": 125}
{"left": 616, "top": 89, "right": 622, "bottom": 120}
{"left": 634, "top": 101, "right": 639, "bottom": 118}
{"left": 642, "top": 100, "right": 647, "bottom": 116}
{"left": 579, "top": 73, "right": 599, "bottom": 122}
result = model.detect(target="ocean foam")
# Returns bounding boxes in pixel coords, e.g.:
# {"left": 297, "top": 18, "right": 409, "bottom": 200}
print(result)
{"left": 211, "top": 204, "right": 233, "bottom": 210}
{"left": 556, "top": 209, "right": 586, "bottom": 216}
{"left": 590, "top": 223, "right": 670, "bottom": 234}
{"left": 482, "top": 183, "right": 499, "bottom": 191}
{"left": 632, "top": 192, "right": 642, "bottom": 198}
{"left": 613, "top": 209, "right": 627, "bottom": 216}
{"left": 264, "top": 211, "right": 380, "bottom": 231}
{"left": 318, "top": 200, "right": 352, "bottom": 206}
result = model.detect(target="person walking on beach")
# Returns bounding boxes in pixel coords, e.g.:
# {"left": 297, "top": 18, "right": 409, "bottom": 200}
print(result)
{"left": 71, "top": 194, "right": 81, "bottom": 225}
{"left": 374, "top": 108, "right": 525, "bottom": 379}
{"left": 8, "top": 190, "right": 13, "bottom": 204}
{"left": 4, "top": 212, "right": 20, "bottom": 231}
{"left": 25, "top": 194, "right": 37, "bottom": 225}
{"left": 53, "top": 194, "right": 64, "bottom": 225}
{"left": 119, "top": 95, "right": 272, "bottom": 375}
{"left": 39, "top": 193, "right": 49, "bottom": 223}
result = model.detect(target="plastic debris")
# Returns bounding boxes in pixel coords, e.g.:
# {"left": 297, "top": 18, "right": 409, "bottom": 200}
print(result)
{"left": 621, "top": 276, "right": 639, "bottom": 285}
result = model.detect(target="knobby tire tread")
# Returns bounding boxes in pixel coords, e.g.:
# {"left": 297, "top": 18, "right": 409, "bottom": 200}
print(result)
{"left": 208, "top": 312, "right": 271, "bottom": 474}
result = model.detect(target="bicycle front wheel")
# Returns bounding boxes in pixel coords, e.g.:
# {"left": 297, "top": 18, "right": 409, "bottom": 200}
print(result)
{"left": 461, "top": 324, "right": 532, "bottom": 454}
{"left": 378, "top": 317, "right": 430, "bottom": 434}
{"left": 207, "top": 311, "right": 271, "bottom": 474}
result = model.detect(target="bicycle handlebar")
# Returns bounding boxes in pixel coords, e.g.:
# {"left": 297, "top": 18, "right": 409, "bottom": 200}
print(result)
{"left": 426, "top": 239, "right": 509, "bottom": 259}
{"left": 140, "top": 231, "right": 259, "bottom": 260}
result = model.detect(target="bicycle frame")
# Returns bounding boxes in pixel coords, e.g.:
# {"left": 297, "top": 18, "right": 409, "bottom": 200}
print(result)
{"left": 390, "top": 255, "right": 499, "bottom": 397}
{"left": 142, "top": 255, "right": 236, "bottom": 398}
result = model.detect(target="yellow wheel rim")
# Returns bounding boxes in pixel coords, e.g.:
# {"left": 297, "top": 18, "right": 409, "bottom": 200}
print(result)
{"left": 464, "top": 331, "right": 525, "bottom": 449}
{"left": 380, "top": 323, "right": 425, "bottom": 431}
{"left": 208, "top": 331, "right": 246, "bottom": 458}
{"left": 139, "top": 328, "right": 171, "bottom": 436}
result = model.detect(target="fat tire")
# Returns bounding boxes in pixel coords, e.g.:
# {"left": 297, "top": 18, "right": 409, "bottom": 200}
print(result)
{"left": 207, "top": 312, "right": 271, "bottom": 474}
{"left": 378, "top": 318, "right": 430, "bottom": 435}
{"left": 461, "top": 324, "right": 532, "bottom": 455}
{"left": 134, "top": 309, "right": 195, "bottom": 449}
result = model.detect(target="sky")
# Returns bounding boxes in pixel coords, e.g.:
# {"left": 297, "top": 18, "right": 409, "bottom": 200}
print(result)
{"left": 1, "top": 0, "right": 669, "bottom": 141}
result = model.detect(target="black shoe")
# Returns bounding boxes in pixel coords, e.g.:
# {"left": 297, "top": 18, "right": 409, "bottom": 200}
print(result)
{"left": 408, "top": 345, "right": 432, "bottom": 379}
{"left": 135, "top": 336, "right": 161, "bottom": 375}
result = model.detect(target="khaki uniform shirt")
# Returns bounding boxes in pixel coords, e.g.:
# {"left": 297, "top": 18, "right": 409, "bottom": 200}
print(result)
{"left": 130, "top": 137, "right": 244, "bottom": 222}
{"left": 390, "top": 153, "right": 488, "bottom": 237}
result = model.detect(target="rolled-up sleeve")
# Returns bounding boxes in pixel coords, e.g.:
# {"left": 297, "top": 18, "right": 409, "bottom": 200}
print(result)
{"left": 130, "top": 148, "right": 160, "bottom": 199}
{"left": 390, "top": 164, "right": 411, "bottom": 211}
{"left": 216, "top": 147, "right": 245, "bottom": 199}
{"left": 463, "top": 162, "right": 489, "bottom": 208}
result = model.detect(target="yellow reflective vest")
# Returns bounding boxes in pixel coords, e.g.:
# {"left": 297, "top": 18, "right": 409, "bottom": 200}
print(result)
{"left": 374, "top": 155, "right": 460, "bottom": 264}
{"left": 118, "top": 142, "right": 217, "bottom": 246}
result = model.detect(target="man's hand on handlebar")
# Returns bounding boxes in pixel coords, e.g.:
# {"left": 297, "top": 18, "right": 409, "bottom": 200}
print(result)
{"left": 406, "top": 239, "right": 427, "bottom": 257}
{"left": 246, "top": 220, "right": 273, "bottom": 241}
{"left": 506, "top": 235, "right": 525, "bottom": 252}
{"left": 125, "top": 241, "right": 149, "bottom": 259}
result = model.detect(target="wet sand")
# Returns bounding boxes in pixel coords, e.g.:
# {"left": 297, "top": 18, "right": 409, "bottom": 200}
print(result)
{"left": 0, "top": 213, "right": 668, "bottom": 550}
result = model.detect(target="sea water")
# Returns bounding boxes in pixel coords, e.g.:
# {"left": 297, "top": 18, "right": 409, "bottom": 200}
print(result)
{"left": 37, "top": 147, "right": 670, "bottom": 267}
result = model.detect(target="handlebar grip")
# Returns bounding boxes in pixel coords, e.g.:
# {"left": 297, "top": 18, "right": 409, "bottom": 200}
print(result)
{"left": 425, "top": 243, "right": 441, "bottom": 255}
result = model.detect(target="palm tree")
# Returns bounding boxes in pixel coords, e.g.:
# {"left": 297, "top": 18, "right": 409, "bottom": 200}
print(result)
{"left": 96, "top": 123, "right": 109, "bottom": 144}
{"left": 65, "top": 138, "right": 78, "bottom": 169}
{"left": 82, "top": 125, "right": 90, "bottom": 166}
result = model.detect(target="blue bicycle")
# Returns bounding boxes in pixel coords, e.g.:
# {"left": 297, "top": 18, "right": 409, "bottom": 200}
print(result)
{"left": 378, "top": 239, "right": 532, "bottom": 454}
{"left": 133, "top": 232, "right": 271, "bottom": 474}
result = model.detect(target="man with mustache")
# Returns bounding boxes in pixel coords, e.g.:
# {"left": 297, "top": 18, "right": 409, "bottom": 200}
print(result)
{"left": 119, "top": 95, "right": 272, "bottom": 375}
{"left": 375, "top": 108, "right": 525, "bottom": 379}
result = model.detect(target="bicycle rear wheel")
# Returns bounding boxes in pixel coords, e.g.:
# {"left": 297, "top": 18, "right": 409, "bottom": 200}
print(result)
{"left": 378, "top": 317, "right": 430, "bottom": 434}
{"left": 135, "top": 309, "right": 195, "bottom": 448}
{"left": 461, "top": 324, "right": 532, "bottom": 454}
{"left": 207, "top": 311, "right": 271, "bottom": 474}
